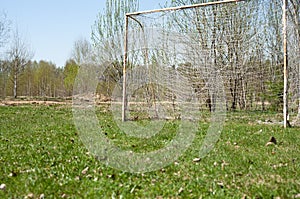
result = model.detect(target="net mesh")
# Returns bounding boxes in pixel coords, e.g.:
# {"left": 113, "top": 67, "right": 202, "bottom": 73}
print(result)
{"left": 110, "top": 0, "right": 299, "bottom": 122}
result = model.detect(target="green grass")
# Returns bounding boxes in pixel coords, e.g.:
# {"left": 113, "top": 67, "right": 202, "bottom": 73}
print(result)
{"left": 0, "top": 104, "right": 299, "bottom": 198}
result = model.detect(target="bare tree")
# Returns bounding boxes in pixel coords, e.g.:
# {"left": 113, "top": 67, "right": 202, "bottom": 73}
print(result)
{"left": 0, "top": 12, "right": 11, "bottom": 98}
{"left": 0, "top": 12, "right": 10, "bottom": 48}
{"left": 169, "top": 0, "right": 260, "bottom": 111}
{"left": 288, "top": 0, "right": 300, "bottom": 120}
{"left": 0, "top": 60, "right": 10, "bottom": 98}
{"left": 92, "top": 0, "right": 139, "bottom": 63}
{"left": 7, "top": 29, "right": 33, "bottom": 98}
{"left": 71, "top": 38, "right": 93, "bottom": 65}
{"left": 91, "top": 0, "right": 139, "bottom": 99}
{"left": 288, "top": 0, "right": 300, "bottom": 42}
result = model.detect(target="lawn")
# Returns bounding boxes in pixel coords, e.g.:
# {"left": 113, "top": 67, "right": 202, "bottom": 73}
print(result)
{"left": 0, "top": 104, "right": 299, "bottom": 198}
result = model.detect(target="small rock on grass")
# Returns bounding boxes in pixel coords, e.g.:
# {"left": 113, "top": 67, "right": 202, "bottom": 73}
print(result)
{"left": 0, "top": 183, "right": 6, "bottom": 190}
{"left": 81, "top": 167, "right": 89, "bottom": 175}
{"left": 295, "top": 193, "right": 300, "bottom": 198}
{"left": 178, "top": 187, "right": 184, "bottom": 194}
{"left": 25, "top": 193, "right": 34, "bottom": 199}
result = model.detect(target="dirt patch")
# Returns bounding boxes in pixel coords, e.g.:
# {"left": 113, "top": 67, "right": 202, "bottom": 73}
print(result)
{"left": 0, "top": 100, "right": 71, "bottom": 106}
{"left": 291, "top": 118, "right": 300, "bottom": 127}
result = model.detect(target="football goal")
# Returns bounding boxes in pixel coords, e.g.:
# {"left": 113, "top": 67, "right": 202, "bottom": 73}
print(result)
{"left": 116, "top": 0, "right": 298, "bottom": 128}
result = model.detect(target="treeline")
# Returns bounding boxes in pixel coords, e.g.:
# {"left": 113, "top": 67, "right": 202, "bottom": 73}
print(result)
{"left": 0, "top": 59, "right": 79, "bottom": 98}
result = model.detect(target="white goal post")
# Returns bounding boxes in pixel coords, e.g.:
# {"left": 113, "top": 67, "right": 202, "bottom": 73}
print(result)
{"left": 121, "top": 0, "right": 289, "bottom": 128}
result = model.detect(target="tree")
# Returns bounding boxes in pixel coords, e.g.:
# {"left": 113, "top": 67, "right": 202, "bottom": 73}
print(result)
{"left": 0, "top": 12, "right": 10, "bottom": 48}
{"left": 6, "top": 29, "right": 33, "bottom": 98}
{"left": 0, "top": 12, "right": 10, "bottom": 98}
{"left": 169, "top": 0, "right": 259, "bottom": 111}
{"left": 63, "top": 59, "right": 79, "bottom": 96}
{"left": 16, "top": 60, "right": 65, "bottom": 98}
{"left": 34, "top": 61, "right": 57, "bottom": 97}
{"left": 18, "top": 60, "right": 35, "bottom": 96}
{"left": 71, "top": 38, "right": 93, "bottom": 65}
{"left": 91, "top": 0, "right": 139, "bottom": 99}
{"left": 92, "top": 0, "right": 139, "bottom": 63}
{"left": 288, "top": 0, "right": 300, "bottom": 120}
{"left": 0, "top": 60, "right": 10, "bottom": 98}
{"left": 96, "top": 61, "right": 123, "bottom": 98}
{"left": 288, "top": 0, "right": 300, "bottom": 41}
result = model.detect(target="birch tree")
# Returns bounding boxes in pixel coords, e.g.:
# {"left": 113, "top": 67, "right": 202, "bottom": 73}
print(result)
{"left": 6, "top": 29, "right": 33, "bottom": 98}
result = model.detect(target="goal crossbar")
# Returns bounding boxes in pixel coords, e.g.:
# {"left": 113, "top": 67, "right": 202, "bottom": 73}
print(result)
{"left": 126, "top": 0, "right": 245, "bottom": 17}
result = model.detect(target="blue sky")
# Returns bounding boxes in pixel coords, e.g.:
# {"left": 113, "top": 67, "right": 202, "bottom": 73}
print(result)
{"left": 1, "top": 0, "right": 168, "bottom": 67}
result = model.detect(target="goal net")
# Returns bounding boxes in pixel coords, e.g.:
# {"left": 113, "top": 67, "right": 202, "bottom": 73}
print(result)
{"left": 110, "top": 0, "right": 299, "bottom": 125}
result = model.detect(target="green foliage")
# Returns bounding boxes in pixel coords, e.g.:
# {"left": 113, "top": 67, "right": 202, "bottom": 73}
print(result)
{"left": 34, "top": 61, "right": 58, "bottom": 97}
{"left": 92, "top": 0, "right": 139, "bottom": 62}
{"left": 0, "top": 60, "right": 9, "bottom": 98}
{"left": 262, "top": 62, "right": 284, "bottom": 111}
{"left": 96, "top": 61, "right": 123, "bottom": 97}
{"left": 0, "top": 105, "right": 299, "bottom": 198}
{"left": 63, "top": 60, "right": 79, "bottom": 96}
{"left": 1, "top": 60, "right": 65, "bottom": 98}
{"left": 265, "top": 79, "right": 284, "bottom": 111}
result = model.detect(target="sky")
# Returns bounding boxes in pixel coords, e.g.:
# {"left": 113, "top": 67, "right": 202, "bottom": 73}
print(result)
{"left": 1, "top": 0, "right": 168, "bottom": 67}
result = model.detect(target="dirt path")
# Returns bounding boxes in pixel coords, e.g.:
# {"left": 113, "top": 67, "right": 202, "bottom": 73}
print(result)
{"left": 0, "top": 100, "right": 71, "bottom": 106}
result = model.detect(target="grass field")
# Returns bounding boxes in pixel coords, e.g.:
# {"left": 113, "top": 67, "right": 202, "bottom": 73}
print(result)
{"left": 0, "top": 104, "right": 299, "bottom": 198}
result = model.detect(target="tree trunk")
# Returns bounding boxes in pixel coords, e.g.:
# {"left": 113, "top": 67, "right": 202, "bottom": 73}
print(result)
{"left": 297, "top": 32, "right": 300, "bottom": 119}
{"left": 297, "top": 61, "right": 300, "bottom": 119}
{"left": 13, "top": 70, "right": 17, "bottom": 98}
{"left": 240, "top": 78, "right": 247, "bottom": 110}
{"left": 231, "top": 78, "right": 238, "bottom": 110}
